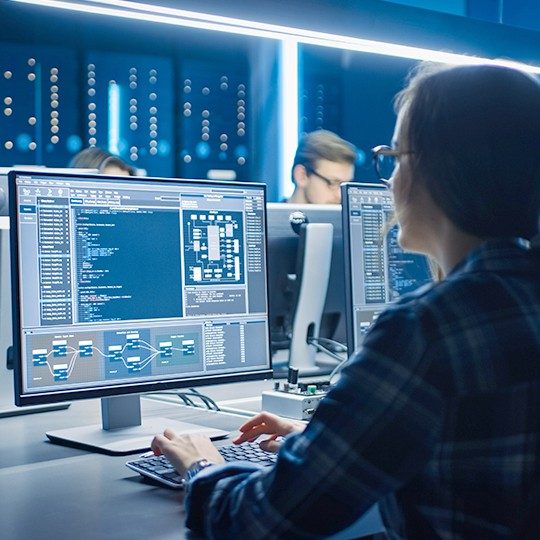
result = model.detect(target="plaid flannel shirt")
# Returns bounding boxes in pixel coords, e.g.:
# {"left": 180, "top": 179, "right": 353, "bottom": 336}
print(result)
{"left": 185, "top": 238, "right": 540, "bottom": 539}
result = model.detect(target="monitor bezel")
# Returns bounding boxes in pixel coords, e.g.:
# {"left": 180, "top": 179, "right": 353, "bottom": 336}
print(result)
{"left": 9, "top": 170, "right": 273, "bottom": 406}
{"left": 341, "top": 182, "right": 388, "bottom": 355}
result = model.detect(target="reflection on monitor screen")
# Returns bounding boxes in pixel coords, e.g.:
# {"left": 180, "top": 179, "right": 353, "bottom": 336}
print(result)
{"left": 343, "top": 183, "right": 433, "bottom": 352}
{"left": 9, "top": 170, "right": 271, "bottom": 452}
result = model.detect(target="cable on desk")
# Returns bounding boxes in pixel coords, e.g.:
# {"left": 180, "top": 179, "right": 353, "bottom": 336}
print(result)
{"left": 306, "top": 338, "right": 344, "bottom": 363}
{"left": 328, "top": 357, "right": 348, "bottom": 385}
{"left": 146, "top": 390, "right": 221, "bottom": 412}
{"left": 177, "top": 393, "right": 197, "bottom": 408}
{"left": 189, "top": 388, "right": 220, "bottom": 411}
{"left": 308, "top": 336, "right": 347, "bottom": 353}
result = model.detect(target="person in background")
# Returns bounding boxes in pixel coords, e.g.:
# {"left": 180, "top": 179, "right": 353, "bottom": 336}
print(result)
{"left": 69, "top": 147, "right": 136, "bottom": 176}
{"left": 287, "top": 129, "right": 356, "bottom": 204}
{"left": 152, "top": 62, "right": 540, "bottom": 538}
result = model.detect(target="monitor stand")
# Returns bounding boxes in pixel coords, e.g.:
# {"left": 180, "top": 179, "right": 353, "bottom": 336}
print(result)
{"left": 46, "top": 394, "right": 229, "bottom": 455}
{"left": 286, "top": 223, "right": 335, "bottom": 377}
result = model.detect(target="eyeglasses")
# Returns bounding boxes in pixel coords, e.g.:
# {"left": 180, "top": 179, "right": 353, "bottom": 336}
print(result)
{"left": 372, "top": 145, "right": 414, "bottom": 187}
{"left": 305, "top": 166, "right": 352, "bottom": 190}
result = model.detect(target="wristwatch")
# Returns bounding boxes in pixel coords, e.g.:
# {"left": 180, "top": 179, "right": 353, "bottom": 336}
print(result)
{"left": 183, "top": 458, "right": 215, "bottom": 484}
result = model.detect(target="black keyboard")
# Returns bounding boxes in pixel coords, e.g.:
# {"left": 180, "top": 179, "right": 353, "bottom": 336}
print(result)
{"left": 126, "top": 442, "right": 277, "bottom": 489}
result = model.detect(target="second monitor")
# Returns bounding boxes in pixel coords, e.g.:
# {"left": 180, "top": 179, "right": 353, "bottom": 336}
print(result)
{"left": 342, "top": 182, "right": 433, "bottom": 353}
{"left": 266, "top": 203, "right": 345, "bottom": 372}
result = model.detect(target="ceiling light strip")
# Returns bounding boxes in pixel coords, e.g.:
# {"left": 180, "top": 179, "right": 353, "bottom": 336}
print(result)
{"left": 11, "top": 0, "right": 540, "bottom": 73}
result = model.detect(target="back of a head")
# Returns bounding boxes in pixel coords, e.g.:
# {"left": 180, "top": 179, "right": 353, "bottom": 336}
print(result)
{"left": 292, "top": 130, "right": 356, "bottom": 180}
{"left": 397, "top": 63, "right": 540, "bottom": 239}
{"left": 69, "top": 147, "right": 135, "bottom": 176}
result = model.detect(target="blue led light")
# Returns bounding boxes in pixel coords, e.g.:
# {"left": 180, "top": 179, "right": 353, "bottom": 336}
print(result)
{"left": 16, "top": 133, "right": 32, "bottom": 152}
{"left": 195, "top": 141, "right": 211, "bottom": 159}
{"left": 355, "top": 148, "right": 366, "bottom": 167}
{"left": 118, "top": 138, "right": 129, "bottom": 155}
{"left": 67, "top": 135, "right": 83, "bottom": 153}
{"left": 158, "top": 140, "right": 171, "bottom": 156}
{"left": 234, "top": 144, "right": 248, "bottom": 158}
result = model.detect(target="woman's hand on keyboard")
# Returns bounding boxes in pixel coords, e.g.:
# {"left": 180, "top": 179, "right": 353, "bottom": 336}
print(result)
{"left": 232, "top": 412, "right": 305, "bottom": 453}
{"left": 151, "top": 428, "right": 224, "bottom": 475}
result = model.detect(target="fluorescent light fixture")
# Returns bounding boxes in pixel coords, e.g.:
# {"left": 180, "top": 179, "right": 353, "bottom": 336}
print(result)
{"left": 108, "top": 81, "right": 120, "bottom": 155}
{"left": 279, "top": 38, "right": 298, "bottom": 200}
{"left": 10, "top": 0, "right": 540, "bottom": 73}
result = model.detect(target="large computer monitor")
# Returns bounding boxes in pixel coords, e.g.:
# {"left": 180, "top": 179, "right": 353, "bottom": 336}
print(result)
{"left": 1, "top": 167, "right": 97, "bottom": 417}
{"left": 266, "top": 203, "right": 345, "bottom": 371}
{"left": 9, "top": 170, "right": 272, "bottom": 452}
{"left": 342, "top": 183, "right": 433, "bottom": 353}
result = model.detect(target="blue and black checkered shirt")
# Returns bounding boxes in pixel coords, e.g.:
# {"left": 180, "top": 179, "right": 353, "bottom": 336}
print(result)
{"left": 186, "top": 238, "right": 540, "bottom": 539}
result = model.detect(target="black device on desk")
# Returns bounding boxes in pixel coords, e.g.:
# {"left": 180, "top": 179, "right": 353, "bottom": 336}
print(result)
{"left": 9, "top": 170, "right": 272, "bottom": 454}
{"left": 342, "top": 182, "right": 433, "bottom": 353}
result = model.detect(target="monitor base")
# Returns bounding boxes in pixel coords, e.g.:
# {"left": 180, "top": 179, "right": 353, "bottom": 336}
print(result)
{"left": 46, "top": 416, "right": 229, "bottom": 455}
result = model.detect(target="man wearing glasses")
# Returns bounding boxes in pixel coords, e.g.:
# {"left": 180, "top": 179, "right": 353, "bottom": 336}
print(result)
{"left": 287, "top": 130, "right": 356, "bottom": 204}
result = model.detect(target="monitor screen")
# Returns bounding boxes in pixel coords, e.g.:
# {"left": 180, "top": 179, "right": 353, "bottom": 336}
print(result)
{"left": 266, "top": 203, "right": 345, "bottom": 354}
{"left": 10, "top": 171, "right": 272, "bottom": 409}
{"left": 342, "top": 183, "right": 433, "bottom": 352}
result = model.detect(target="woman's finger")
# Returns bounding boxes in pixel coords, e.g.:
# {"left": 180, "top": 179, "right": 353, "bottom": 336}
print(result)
{"left": 259, "top": 435, "right": 281, "bottom": 453}
{"left": 233, "top": 423, "right": 276, "bottom": 444}
{"left": 238, "top": 411, "right": 279, "bottom": 433}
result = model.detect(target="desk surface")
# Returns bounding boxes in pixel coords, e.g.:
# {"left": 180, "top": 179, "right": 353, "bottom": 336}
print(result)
{"left": 0, "top": 390, "right": 261, "bottom": 540}
{"left": 0, "top": 379, "right": 383, "bottom": 540}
